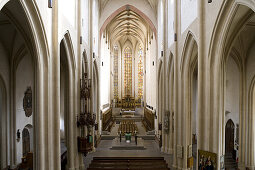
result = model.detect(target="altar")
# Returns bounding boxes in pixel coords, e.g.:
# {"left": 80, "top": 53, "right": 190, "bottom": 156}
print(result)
{"left": 120, "top": 109, "right": 135, "bottom": 117}
{"left": 110, "top": 137, "right": 146, "bottom": 150}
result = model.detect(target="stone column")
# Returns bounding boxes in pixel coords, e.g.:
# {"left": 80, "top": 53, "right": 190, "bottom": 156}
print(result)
{"left": 9, "top": 68, "right": 16, "bottom": 169}
{"left": 197, "top": 0, "right": 207, "bottom": 151}
{"left": 247, "top": 91, "right": 255, "bottom": 169}
{"left": 162, "top": 0, "right": 168, "bottom": 154}
{"left": 173, "top": 0, "right": 179, "bottom": 168}
{"left": 77, "top": 0, "right": 85, "bottom": 169}
{"left": 238, "top": 67, "right": 245, "bottom": 169}
{"left": 51, "top": 0, "right": 61, "bottom": 169}
{"left": 66, "top": 39, "right": 75, "bottom": 170}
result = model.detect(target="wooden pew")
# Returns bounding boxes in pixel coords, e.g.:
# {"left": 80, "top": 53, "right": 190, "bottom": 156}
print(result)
{"left": 88, "top": 157, "right": 170, "bottom": 170}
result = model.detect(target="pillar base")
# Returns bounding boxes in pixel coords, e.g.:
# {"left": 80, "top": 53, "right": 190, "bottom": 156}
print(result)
{"left": 161, "top": 147, "right": 166, "bottom": 153}
{"left": 238, "top": 163, "right": 245, "bottom": 170}
{"left": 246, "top": 165, "right": 255, "bottom": 170}
{"left": 172, "top": 165, "right": 189, "bottom": 170}
{"left": 169, "top": 148, "right": 173, "bottom": 154}
{"left": 9, "top": 165, "right": 17, "bottom": 170}
{"left": 68, "top": 168, "right": 75, "bottom": 170}
{"left": 79, "top": 164, "right": 85, "bottom": 170}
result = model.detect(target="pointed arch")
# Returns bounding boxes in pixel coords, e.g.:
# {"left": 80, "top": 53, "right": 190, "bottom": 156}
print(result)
{"left": 208, "top": 1, "right": 255, "bottom": 166}
{"left": 0, "top": 0, "right": 50, "bottom": 168}
{"left": 59, "top": 31, "right": 76, "bottom": 169}
{"left": 82, "top": 50, "right": 89, "bottom": 76}
{"left": 62, "top": 31, "right": 76, "bottom": 76}
{"left": 179, "top": 32, "right": 198, "bottom": 165}
{"left": 180, "top": 31, "right": 198, "bottom": 75}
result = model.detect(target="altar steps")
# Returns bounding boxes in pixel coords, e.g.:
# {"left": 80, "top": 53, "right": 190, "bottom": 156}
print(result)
{"left": 87, "top": 157, "right": 170, "bottom": 170}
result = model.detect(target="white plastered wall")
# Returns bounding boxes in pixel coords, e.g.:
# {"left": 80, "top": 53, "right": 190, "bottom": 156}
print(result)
{"left": 100, "top": 36, "right": 111, "bottom": 107}
{"left": 180, "top": 0, "right": 197, "bottom": 33}
{"left": 15, "top": 53, "right": 34, "bottom": 164}
{"left": 225, "top": 56, "right": 240, "bottom": 136}
{"left": 167, "top": 0, "right": 175, "bottom": 48}
{"left": 145, "top": 33, "right": 157, "bottom": 109}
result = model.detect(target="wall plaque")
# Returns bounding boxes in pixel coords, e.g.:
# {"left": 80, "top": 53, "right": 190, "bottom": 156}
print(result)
{"left": 188, "top": 145, "right": 192, "bottom": 158}
{"left": 177, "top": 145, "right": 183, "bottom": 158}
{"left": 23, "top": 87, "right": 32, "bottom": 117}
{"left": 164, "top": 111, "right": 170, "bottom": 133}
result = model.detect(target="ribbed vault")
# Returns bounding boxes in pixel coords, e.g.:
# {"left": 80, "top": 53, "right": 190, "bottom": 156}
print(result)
{"left": 103, "top": 5, "right": 155, "bottom": 48}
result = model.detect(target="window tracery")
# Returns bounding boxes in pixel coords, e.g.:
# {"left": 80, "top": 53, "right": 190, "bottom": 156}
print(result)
{"left": 138, "top": 46, "right": 143, "bottom": 99}
{"left": 124, "top": 47, "right": 132, "bottom": 96}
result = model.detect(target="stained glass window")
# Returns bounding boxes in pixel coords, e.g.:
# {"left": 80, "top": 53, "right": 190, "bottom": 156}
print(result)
{"left": 138, "top": 46, "right": 143, "bottom": 99}
{"left": 113, "top": 45, "right": 118, "bottom": 99}
{"left": 124, "top": 47, "right": 132, "bottom": 96}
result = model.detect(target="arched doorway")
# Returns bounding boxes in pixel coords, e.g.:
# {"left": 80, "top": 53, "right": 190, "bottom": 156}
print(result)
{"left": 22, "top": 128, "right": 30, "bottom": 156}
{"left": 225, "top": 119, "right": 235, "bottom": 157}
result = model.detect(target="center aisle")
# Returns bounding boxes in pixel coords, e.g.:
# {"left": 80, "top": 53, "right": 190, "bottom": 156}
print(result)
{"left": 83, "top": 139, "right": 173, "bottom": 169}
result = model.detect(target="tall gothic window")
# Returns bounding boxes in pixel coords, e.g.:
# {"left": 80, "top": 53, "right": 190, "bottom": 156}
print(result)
{"left": 124, "top": 47, "right": 132, "bottom": 96}
{"left": 138, "top": 46, "right": 143, "bottom": 99}
{"left": 113, "top": 45, "right": 118, "bottom": 99}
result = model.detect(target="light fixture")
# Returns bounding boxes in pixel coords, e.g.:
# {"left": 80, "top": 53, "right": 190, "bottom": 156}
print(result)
{"left": 174, "top": 33, "right": 177, "bottom": 41}
{"left": 48, "top": 0, "right": 52, "bottom": 8}
{"left": 17, "top": 129, "right": 20, "bottom": 142}
{"left": 80, "top": 36, "right": 82, "bottom": 44}
{"left": 208, "top": 0, "right": 212, "bottom": 3}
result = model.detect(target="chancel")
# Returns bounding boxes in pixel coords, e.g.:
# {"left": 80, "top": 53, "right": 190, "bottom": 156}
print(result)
{"left": 0, "top": 0, "right": 254, "bottom": 170}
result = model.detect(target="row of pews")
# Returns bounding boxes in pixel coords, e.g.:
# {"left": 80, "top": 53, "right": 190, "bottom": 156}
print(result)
{"left": 102, "top": 108, "right": 114, "bottom": 132}
{"left": 142, "top": 107, "right": 155, "bottom": 131}
{"left": 118, "top": 120, "right": 138, "bottom": 135}
{"left": 87, "top": 157, "right": 170, "bottom": 170}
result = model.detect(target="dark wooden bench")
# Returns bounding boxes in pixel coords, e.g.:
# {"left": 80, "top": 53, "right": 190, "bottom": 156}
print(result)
{"left": 88, "top": 157, "right": 170, "bottom": 170}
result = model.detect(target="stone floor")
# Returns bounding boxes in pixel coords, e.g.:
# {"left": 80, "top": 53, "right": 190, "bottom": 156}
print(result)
{"left": 83, "top": 112, "right": 172, "bottom": 169}
{"left": 83, "top": 139, "right": 173, "bottom": 170}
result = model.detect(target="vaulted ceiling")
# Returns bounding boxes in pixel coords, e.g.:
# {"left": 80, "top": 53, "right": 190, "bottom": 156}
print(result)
{"left": 105, "top": 9, "right": 150, "bottom": 46}
{"left": 99, "top": 0, "right": 158, "bottom": 16}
